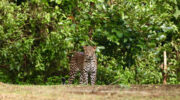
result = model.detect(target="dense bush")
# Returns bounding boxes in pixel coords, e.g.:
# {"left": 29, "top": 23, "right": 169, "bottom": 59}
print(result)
{"left": 0, "top": 0, "right": 179, "bottom": 84}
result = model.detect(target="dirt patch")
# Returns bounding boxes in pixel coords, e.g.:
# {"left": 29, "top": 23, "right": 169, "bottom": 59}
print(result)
{"left": 65, "top": 85, "right": 180, "bottom": 97}
{"left": 0, "top": 84, "right": 180, "bottom": 100}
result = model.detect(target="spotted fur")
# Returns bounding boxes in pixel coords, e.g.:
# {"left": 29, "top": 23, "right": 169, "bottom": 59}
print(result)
{"left": 68, "top": 46, "right": 97, "bottom": 85}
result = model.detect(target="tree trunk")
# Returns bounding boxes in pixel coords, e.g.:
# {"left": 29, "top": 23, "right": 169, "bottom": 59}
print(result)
{"left": 163, "top": 51, "right": 167, "bottom": 84}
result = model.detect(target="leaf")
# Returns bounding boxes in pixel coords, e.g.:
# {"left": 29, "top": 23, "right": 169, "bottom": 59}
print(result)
{"left": 55, "top": 0, "right": 62, "bottom": 4}
{"left": 42, "top": 0, "right": 48, "bottom": 4}
{"left": 124, "top": 38, "right": 128, "bottom": 43}
{"left": 112, "top": 29, "right": 123, "bottom": 38}
{"left": 116, "top": 32, "right": 123, "bottom": 38}
{"left": 174, "top": 6, "right": 180, "bottom": 19}
{"left": 45, "top": 13, "right": 51, "bottom": 22}
{"left": 96, "top": 46, "right": 105, "bottom": 52}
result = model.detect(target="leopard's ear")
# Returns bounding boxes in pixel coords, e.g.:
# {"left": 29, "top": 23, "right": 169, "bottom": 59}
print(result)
{"left": 93, "top": 46, "right": 96, "bottom": 49}
{"left": 83, "top": 46, "right": 87, "bottom": 49}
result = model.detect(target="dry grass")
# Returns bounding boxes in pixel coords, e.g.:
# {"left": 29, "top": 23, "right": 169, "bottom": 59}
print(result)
{"left": 0, "top": 82, "right": 180, "bottom": 100}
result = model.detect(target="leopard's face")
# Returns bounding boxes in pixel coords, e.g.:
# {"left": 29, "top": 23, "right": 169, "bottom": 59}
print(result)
{"left": 83, "top": 46, "right": 96, "bottom": 60}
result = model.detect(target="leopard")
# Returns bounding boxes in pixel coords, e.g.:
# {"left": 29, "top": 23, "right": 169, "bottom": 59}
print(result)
{"left": 68, "top": 46, "right": 97, "bottom": 85}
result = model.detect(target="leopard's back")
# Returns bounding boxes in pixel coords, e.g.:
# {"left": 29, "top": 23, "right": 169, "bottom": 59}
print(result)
{"left": 70, "top": 52, "right": 84, "bottom": 70}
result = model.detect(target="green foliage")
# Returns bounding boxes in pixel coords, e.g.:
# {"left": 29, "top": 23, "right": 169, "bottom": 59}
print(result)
{"left": 0, "top": 0, "right": 179, "bottom": 84}
{"left": 46, "top": 76, "right": 63, "bottom": 85}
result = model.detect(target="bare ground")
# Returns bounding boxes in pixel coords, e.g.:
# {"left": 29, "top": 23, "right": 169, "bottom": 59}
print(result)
{"left": 0, "top": 82, "right": 180, "bottom": 100}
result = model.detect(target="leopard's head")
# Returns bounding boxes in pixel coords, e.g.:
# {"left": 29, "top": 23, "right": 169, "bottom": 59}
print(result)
{"left": 83, "top": 46, "right": 96, "bottom": 60}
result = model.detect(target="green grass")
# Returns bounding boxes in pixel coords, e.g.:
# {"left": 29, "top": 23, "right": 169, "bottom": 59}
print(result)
{"left": 0, "top": 82, "right": 180, "bottom": 100}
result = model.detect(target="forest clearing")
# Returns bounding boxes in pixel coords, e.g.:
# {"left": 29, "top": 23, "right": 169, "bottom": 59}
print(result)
{"left": 0, "top": 83, "right": 180, "bottom": 100}
{"left": 0, "top": 0, "right": 180, "bottom": 100}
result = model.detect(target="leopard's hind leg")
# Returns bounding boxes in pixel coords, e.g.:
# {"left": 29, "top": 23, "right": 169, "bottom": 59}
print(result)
{"left": 68, "top": 63, "right": 78, "bottom": 84}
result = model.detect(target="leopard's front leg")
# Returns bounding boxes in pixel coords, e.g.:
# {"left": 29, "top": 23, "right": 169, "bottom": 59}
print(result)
{"left": 83, "top": 69, "right": 88, "bottom": 85}
{"left": 90, "top": 63, "right": 97, "bottom": 85}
